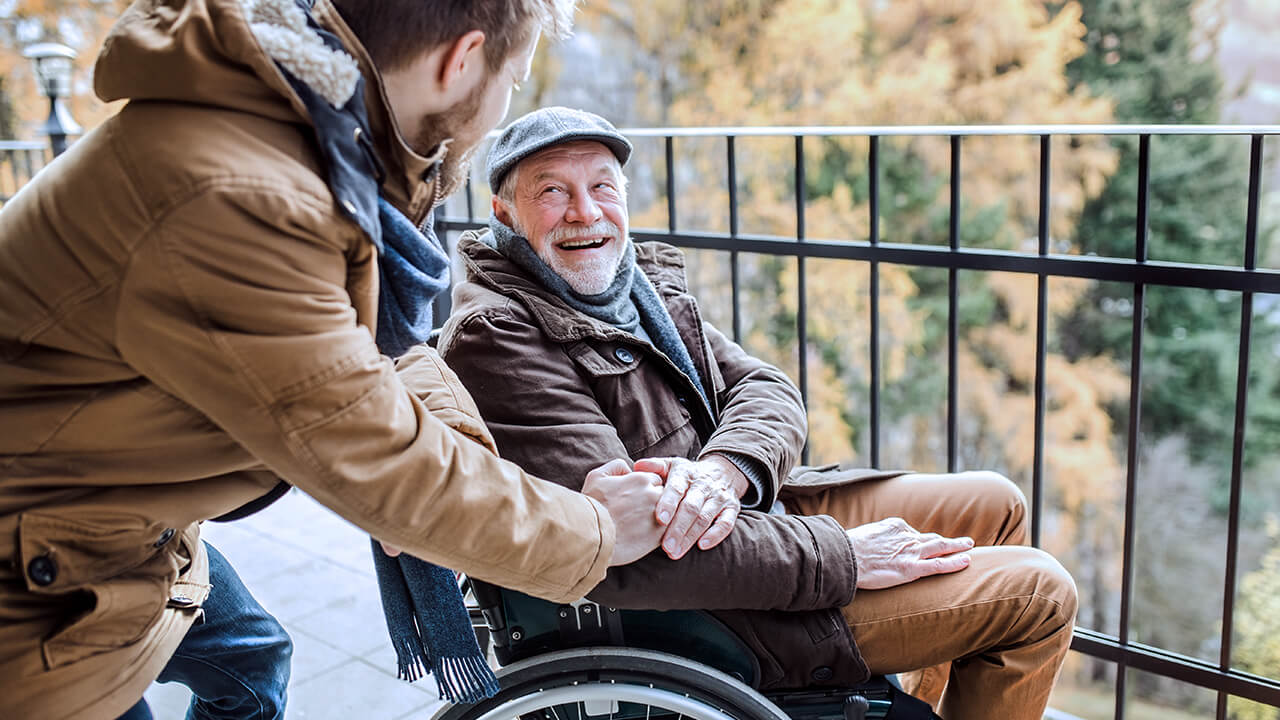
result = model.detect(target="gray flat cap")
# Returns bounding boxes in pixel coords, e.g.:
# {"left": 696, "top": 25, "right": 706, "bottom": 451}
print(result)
{"left": 486, "top": 106, "right": 632, "bottom": 193}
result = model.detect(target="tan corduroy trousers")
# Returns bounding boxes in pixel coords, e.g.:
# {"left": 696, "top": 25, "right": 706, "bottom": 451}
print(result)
{"left": 784, "top": 471, "right": 1078, "bottom": 720}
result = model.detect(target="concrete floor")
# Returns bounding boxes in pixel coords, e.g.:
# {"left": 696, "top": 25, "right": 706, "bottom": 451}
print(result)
{"left": 142, "top": 488, "right": 447, "bottom": 720}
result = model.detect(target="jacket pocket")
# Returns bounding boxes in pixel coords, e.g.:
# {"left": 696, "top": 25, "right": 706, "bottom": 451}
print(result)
{"left": 40, "top": 573, "right": 170, "bottom": 669}
{"left": 709, "top": 610, "right": 786, "bottom": 689}
{"left": 17, "top": 510, "right": 183, "bottom": 669}
{"left": 567, "top": 341, "right": 698, "bottom": 457}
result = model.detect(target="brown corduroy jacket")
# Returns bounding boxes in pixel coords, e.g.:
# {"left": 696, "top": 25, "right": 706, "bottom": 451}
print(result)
{"left": 440, "top": 234, "right": 907, "bottom": 690}
{"left": 0, "top": 2, "right": 617, "bottom": 717}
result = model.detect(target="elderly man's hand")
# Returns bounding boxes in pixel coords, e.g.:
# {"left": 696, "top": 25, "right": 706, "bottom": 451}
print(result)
{"left": 583, "top": 458, "right": 667, "bottom": 566}
{"left": 635, "top": 455, "right": 748, "bottom": 560}
{"left": 846, "top": 518, "right": 974, "bottom": 590}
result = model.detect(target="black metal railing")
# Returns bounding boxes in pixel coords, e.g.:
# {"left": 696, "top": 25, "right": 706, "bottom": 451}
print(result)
{"left": 0, "top": 140, "right": 50, "bottom": 204}
{"left": 439, "top": 123, "right": 1280, "bottom": 718}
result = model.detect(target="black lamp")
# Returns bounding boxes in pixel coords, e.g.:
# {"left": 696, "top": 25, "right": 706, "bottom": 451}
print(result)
{"left": 22, "top": 41, "right": 82, "bottom": 157}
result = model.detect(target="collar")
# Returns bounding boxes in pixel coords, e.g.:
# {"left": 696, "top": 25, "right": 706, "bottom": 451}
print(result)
{"left": 311, "top": 0, "right": 445, "bottom": 225}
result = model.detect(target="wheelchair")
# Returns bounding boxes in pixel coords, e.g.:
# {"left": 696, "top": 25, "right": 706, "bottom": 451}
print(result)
{"left": 433, "top": 579, "right": 939, "bottom": 720}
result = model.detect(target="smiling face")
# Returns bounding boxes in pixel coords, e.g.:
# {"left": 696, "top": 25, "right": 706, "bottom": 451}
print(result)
{"left": 495, "top": 140, "right": 629, "bottom": 295}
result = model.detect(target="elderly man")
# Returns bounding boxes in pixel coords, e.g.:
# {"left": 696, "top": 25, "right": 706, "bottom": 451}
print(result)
{"left": 0, "top": 5, "right": 669, "bottom": 720}
{"left": 437, "top": 107, "right": 1079, "bottom": 720}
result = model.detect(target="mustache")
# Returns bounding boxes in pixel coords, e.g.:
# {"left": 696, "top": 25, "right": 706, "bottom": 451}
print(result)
{"left": 544, "top": 220, "right": 624, "bottom": 244}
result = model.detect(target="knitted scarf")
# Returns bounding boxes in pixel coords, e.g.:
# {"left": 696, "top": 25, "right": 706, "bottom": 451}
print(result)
{"left": 259, "top": 0, "right": 494, "bottom": 703}
{"left": 372, "top": 198, "right": 499, "bottom": 704}
{"left": 487, "top": 217, "right": 708, "bottom": 406}
{"left": 375, "top": 198, "right": 451, "bottom": 358}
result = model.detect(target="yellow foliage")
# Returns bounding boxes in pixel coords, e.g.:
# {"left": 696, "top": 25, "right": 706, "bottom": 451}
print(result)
{"left": 1232, "top": 516, "right": 1280, "bottom": 720}
{"left": 0, "top": 0, "right": 131, "bottom": 138}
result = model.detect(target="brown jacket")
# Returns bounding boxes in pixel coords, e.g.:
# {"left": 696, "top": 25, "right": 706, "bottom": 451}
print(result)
{"left": 0, "top": 2, "right": 615, "bottom": 717}
{"left": 440, "top": 234, "right": 901, "bottom": 690}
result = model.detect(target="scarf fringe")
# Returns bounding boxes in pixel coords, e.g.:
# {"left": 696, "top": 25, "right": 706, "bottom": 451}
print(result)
{"left": 393, "top": 634, "right": 430, "bottom": 683}
{"left": 433, "top": 654, "right": 501, "bottom": 704}
{"left": 391, "top": 634, "right": 499, "bottom": 704}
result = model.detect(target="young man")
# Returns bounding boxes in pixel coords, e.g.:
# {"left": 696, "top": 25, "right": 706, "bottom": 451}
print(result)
{"left": 438, "top": 107, "right": 1080, "bottom": 720}
{"left": 0, "top": 4, "right": 667, "bottom": 719}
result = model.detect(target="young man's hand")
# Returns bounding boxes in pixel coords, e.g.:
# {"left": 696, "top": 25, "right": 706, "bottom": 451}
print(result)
{"left": 582, "top": 458, "right": 667, "bottom": 566}
{"left": 635, "top": 455, "right": 748, "bottom": 560}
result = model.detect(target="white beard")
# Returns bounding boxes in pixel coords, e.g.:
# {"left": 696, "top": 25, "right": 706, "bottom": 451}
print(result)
{"left": 522, "top": 219, "right": 628, "bottom": 296}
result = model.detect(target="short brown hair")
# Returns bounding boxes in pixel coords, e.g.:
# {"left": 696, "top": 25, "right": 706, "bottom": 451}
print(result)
{"left": 332, "top": 0, "right": 577, "bottom": 73}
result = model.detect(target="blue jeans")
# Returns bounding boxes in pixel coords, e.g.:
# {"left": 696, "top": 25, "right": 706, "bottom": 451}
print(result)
{"left": 116, "top": 542, "right": 292, "bottom": 720}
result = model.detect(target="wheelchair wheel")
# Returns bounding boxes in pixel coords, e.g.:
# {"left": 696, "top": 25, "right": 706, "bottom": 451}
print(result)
{"left": 432, "top": 647, "right": 790, "bottom": 720}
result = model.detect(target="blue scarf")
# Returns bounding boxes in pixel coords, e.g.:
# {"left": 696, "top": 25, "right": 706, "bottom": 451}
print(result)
{"left": 372, "top": 199, "right": 499, "bottom": 703}
{"left": 270, "top": 0, "right": 494, "bottom": 703}
{"left": 487, "top": 217, "right": 709, "bottom": 407}
{"left": 375, "top": 198, "right": 451, "bottom": 358}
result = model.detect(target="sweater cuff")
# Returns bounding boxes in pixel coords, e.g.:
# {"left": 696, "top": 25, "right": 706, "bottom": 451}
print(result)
{"left": 719, "top": 452, "right": 769, "bottom": 511}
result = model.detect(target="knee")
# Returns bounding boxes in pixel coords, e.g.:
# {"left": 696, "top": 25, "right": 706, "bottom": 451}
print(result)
{"left": 263, "top": 616, "right": 293, "bottom": 677}
{"left": 1024, "top": 548, "right": 1078, "bottom": 630}
{"left": 247, "top": 612, "right": 293, "bottom": 692}
{"left": 256, "top": 621, "right": 292, "bottom": 718}
{"left": 958, "top": 470, "right": 1028, "bottom": 542}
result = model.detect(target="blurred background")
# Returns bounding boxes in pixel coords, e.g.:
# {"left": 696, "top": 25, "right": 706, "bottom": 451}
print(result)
{"left": 3, "top": 1, "right": 1279, "bottom": 718}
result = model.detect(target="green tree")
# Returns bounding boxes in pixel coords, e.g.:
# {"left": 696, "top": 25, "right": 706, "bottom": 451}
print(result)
{"left": 1060, "top": 0, "right": 1280, "bottom": 483}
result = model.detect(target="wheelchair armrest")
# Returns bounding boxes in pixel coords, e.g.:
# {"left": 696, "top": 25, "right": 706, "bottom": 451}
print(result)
{"left": 464, "top": 577, "right": 508, "bottom": 632}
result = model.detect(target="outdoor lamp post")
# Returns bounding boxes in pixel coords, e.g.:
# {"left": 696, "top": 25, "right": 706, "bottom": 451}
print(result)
{"left": 22, "top": 42, "right": 82, "bottom": 157}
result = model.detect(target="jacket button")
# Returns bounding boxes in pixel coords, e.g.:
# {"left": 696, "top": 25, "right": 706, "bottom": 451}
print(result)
{"left": 614, "top": 347, "right": 634, "bottom": 363}
{"left": 168, "top": 595, "right": 196, "bottom": 608}
{"left": 27, "top": 555, "right": 56, "bottom": 587}
{"left": 811, "top": 666, "right": 834, "bottom": 682}
{"left": 154, "top": 528, "right": 176, "bottom": 547}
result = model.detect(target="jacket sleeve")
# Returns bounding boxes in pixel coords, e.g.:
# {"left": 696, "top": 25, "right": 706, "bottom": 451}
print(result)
{"left": 697, "top": 322, "right": 808, "bottom": 509}
{"left": 442, "top": 305, "right": 856, "bottom": 611}
{"left": 114, "top": 187, "right": 613, "bottom": 603}
{"left": 588, "top": 511, "right": 857, "bottom": 612}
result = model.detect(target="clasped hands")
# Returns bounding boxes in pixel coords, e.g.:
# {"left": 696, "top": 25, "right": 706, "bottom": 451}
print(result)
{"left": 386, "top": 456, "right": 975, "bottom": 589}
{"left": 587, "top": 456, "right": 977, "bottom": 591}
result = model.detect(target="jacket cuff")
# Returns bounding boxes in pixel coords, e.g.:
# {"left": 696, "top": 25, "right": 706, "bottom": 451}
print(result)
{"left": 806, "top": 514, "right": 858, "bottom": 608}
{"left": 557, "top": 493, "right": 617, "bottom": 601}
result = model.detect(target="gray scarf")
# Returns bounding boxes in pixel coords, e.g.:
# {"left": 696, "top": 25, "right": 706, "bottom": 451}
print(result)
{"left": 487, "top": 218, "right": 708, "bottom": 406}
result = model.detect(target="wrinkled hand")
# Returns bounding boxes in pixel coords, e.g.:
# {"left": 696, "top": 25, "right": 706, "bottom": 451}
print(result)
{"left": 635, "top": 455, "right": 748, "bottom": 560}
{"left": 583, "top": 458, "right": 666, "bottom": 566}
{"left": 846, "top": 517, "right": 974, "bottom": 590}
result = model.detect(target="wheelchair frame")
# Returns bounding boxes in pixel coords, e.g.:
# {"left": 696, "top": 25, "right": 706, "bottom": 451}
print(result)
{"left": 439, "top": 579, "right": 923, "bottom": 720}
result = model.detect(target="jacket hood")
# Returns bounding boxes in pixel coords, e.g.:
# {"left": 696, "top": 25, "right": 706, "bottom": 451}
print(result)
{"left": 94, "top": 0, "right": 446, "bottom": 220}
{"left": 94, "top": 0, "right": 343, "bottom": 123}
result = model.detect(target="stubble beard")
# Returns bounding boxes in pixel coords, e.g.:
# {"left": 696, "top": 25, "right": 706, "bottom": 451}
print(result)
{"left": 411, "top": 77, "right": 486, "bottom": 205}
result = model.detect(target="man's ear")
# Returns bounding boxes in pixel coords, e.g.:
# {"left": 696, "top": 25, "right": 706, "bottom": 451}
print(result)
{"left": 492, "top": 195, "right": 514, "bottom": 227}
{"left": 438, "top": 30, "right": 487, "bottom": 95}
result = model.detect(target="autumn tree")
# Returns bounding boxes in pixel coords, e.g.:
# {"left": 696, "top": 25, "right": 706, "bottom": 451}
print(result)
{"left": 1232, "top": 516, "right": 1280, "bottom": 720}
{"left": 0, "top": 0, "right": 129, "bottom": 140}
{"left": 1061, "top": 0, "right": 1280, "bottom": 482}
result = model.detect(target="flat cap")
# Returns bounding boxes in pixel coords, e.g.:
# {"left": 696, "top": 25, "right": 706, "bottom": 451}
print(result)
{"left": 486, "top": 106, "right": 632, "bottom": 193}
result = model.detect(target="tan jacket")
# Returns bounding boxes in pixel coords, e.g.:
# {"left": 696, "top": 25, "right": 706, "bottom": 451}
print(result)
{"left": 0, "top": 2, "right": 614, "bottom": 717}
